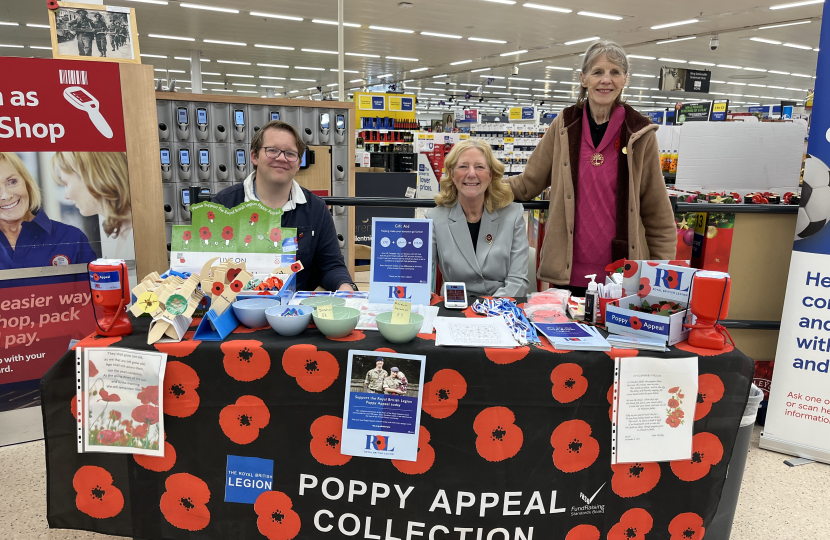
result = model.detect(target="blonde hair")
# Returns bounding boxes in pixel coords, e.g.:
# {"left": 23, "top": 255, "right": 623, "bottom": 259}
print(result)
{"left": 576, "top": 39, "right": 629, "bottom": 107}
{"left": 0, "top": 152, "right": 41, "bottom": 213}
{"left": 434, "top": 139, "right": 513, "bottom": 213}
{"left": 52, "top": 152, "right": 131, "bottom": 237}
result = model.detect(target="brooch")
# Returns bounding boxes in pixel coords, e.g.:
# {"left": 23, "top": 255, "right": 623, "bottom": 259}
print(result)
{"left": 486, "top": 234, "right": 493, "bottom": 244}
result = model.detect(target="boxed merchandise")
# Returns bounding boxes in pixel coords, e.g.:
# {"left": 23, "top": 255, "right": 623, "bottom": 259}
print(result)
{"left": 605, "top": 258, "right": 691, "bottom": 298}
{"left": 691, "top": 208, "right": 735, "bottom": 273}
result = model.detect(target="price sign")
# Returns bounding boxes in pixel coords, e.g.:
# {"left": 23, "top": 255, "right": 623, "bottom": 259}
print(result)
{"left": 391, "top": 300, "right": 412, "bottom": 324}
{"left": 316, "top": 305, "right": 334, "bottom": 320}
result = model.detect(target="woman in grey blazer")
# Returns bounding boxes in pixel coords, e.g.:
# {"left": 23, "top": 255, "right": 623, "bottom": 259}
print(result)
{"left": 425, "top": 139, "right": 529, "bottom": 298}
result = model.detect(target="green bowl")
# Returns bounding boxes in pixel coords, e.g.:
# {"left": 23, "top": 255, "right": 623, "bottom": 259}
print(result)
{"left": 312, "top": 306, "right": 360, "bottom": 338}
{"left": 301, "top": 296, "right": 346, "bottom": 309}
{"left": 375, "top": 311, "right": 425, "bottom": 344}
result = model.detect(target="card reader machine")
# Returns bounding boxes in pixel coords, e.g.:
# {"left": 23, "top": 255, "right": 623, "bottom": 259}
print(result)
{"left": 160, "top": 148, "right": 172, "bottom": 181}
{"left": 197, "top": 148, "right": 210, "bottom": 181}
{"left": 233, "top": 108, "right": 246, "bottom": 142}
{"left": 334, "top": 113, "right": 346, "bottom": 144}
{"left": 175, "top": 106, "right": 190, "bottom": 141}
{"left": 178, "top": 148, "right": 191, "bottom": 181}
{"left": 195, "top": 107, "right": 208, "bottom": 141}
{"left": 234, "top": 148, "right": 247, "bottom": 180}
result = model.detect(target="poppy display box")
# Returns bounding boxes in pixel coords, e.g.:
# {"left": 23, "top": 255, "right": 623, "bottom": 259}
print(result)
{"left": 607, "top": 259, "right": 691, "bottom": 298}
{"left": 235, "top": 272, "right": 297, "bottom": 306}
{"left": 605, "top": 294, "right": 692, "bottom": 345}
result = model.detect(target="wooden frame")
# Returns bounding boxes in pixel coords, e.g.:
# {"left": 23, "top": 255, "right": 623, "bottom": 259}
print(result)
{"left": 49, "top": 2, "right": 141, "bottom": 64}
{"left": 155, "top": 92, "right": 357, "bottom": 280}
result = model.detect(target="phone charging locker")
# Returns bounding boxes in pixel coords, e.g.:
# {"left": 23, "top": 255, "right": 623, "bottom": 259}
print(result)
{"left": 173, "top": 101, "right": 194, "bottom": 142}
{"left": 160, "top": 146, "right": 173, "bottom": 182}
{"left": 162, "top": 184, "right": 176, "bottom": 222}
{"left": 177, "top": 184, "right": 192, "bottom": 223}
{"left": 299, "top": 107, "right": 317, "bottom": 145}
{"left": 249, "top": 105, "right": 272, "bottom": 135}
{"left": 333, "top": 110, "right": 347, "bottom": 145}
{"left": 331, "top": 145, "right": 349, "bottom": 195}
{"left": 195, "top": 146, "right": 213, "bottom": 182}
{"left": 210, "top": 102, "right": 231, "bottom": 142}
{"left": 318, "top": 108, "right": 333, "bottom": 145}
{"left": 213, "top": 143, "right": 231, "bottom": 182}
{"left": 281, "top": 106, "right": 300, "bottom": 133}
{"left": 175, "top": 143, "right": 194, "bottom": 183}
{"left": 194, "top": 103, "right": 210, "bottom": 142}
{"left": 233, "top": 146, "right": 249, "bottom": 181}
{"left": 157, "top": 100, "right": 172, "bottom": 141}
{"left": 231, "top": 104, "right": 248, "bottom": 143}
{"left": 214, "top": 181, "right": 231, "bottom": 195}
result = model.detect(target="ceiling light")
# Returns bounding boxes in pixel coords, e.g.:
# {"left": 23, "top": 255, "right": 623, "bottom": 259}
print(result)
{"left": 387, "top": 56, "right": 418, "bottom": 61}
{"left": 481, "top": 0, "right": 516, "bottom": 4}
{"left": 656, "top": 36, "right": 696, "bottom": 45}
{"left": 744, "top": 67, "right": 767, "bottom": 72}
{"left": 727, "top": 82, "right": 747, "bottom": 86}
{"left": 410, "top": 67, "right": 429, "bottom": 72}
{"left": 710, "top": 80, "right": 726, "bottom": 83}
{"left": 217, "top": 60, "right": 250, "bottom": 65}
{"left": 786, "top": 87, "right": 804, "bottom": 91}
{"left": 259, "top": 75, "right": 286, "bottom": 79}
{"left": 783, "top": 42, "right": 815, "bottom": 50}
{"left": 727, "top": 93, "right": 743, "bottom": 97}
{"left": 481, "top": 74, "right": 506, "bottom": 79}
{"left": 258, "top": 64, "right": 289, "bottom": 69}
{"left": 295, "top": 66, "right": 325, "bottom": 71}
{"left": 331, "top": 68, "right": 360, "bottom": 73}
{"left": 149, "top": 34, "right": 195, "bottom": 41}
{"left": 709, "top": 91, "right": 726, "bottom": 95}
{"left": 471, "top": 68, "right": 491, "bottom": 74}
{"left": 347, "top": 52, "right": 380, "bottom": 58}
{"left": 291, "top": 78, "right": 316, "bottom": 82}
{"left": 659, "top": 57, "right": 687, "bottom": 63}
{"left": 520, "top": 60, "right": 543, "bottom": 65}
{"left": 181, "top": 3, "right": 238, "bottom": 13}
{"left": 174, "top": 56, "right": 210, "bottom": 62}
{"left": 450, "top": 59, "right": 473, "bottom": 65}
{"left": 535, "top": 79, "right": 555, "bottom": 83}
{"left": 232, "top": 83, "right": 256, "bottom": 87}
{"left": 553, "top": 89, "right": 573, "bottom": 93}
{"left": 628, "top": 54, "right": 656, "bottom": 60}
{"left": 632, "top": 73, "right": 656, "bottom": 78}
{"left": 768, "top": 70, "right": 790, "bottom": 75}
{"left": 204, "top": 39, "right": 246, "bottom": 46}
{"left": 141, "top": 53, "right": 167, "bottom": 59}
{"left": 202, "top": 71, "right": 220, "bottom": 75}
{"left": 237, "top": 90, "right": 259, "bottom": 93}
{"left": 522, "top": 3, "right": 572, "bottom": 12}
{"left": 748, "top": 83, "right": 767, "bottom": 87}
{"left": 302, "top": 48, "right": 336, "bottom": 54}
{"left": 420, "top": 32, "right": 462, "bottom": 39}
{"left": 255, "top": 44, "right": 294, "bottom": 51}
{"left": 350, "top": 78, "right": 364, "bottom": 83}
{"left": 227, "top": 73, "right": 254, "bottom": 78}
{"left": 578, "top": 11, "right": 623, "bottom": 20}
{"left": 202, "top": 81, "right": 225, "bottom": 85}
{"left": 212, "top": 88, "right": 234, "bottom": 92}
{"left": 759, "top": 20, "right": 811, "bottom": 29}
{"left": 564, "top": 36, "right": 600, "bottom": 46}
{"left": 29, "top": 45, "right": 52, "bottom": 50}
{"left": 651, "top": 19, "right": 699, "bottom": 29}
{"left": 312, "top": 19, "right": 360, "bottom": 27}
{"left": 469, "top": 37, "right": 508, "bottom": 44}
{"left": 500, "top": 49, "right": 528, "bottom": 56}
{"left": 689, "top": 61, "right": 716, "bottom": 66}
{"left": 26, "top": 23, "right": 49, "bottom": 28}
{"left": 629, "top": 86, "right": 649, "bottom": 90}
{"left": 769, "top": 0, "right": 824, "bottom": 9}
{"left": 369, "top": 25, "right": 414, "bottom": 33}
{"left": 250, "top": 11, "right": 303, "bottom": 21}
{"left": 488, "top": 85, "right": 506, "bottom": 88}
{"left": 792, "top": 73, "right": 813, "bottom": 77}
{"left": 378, "top": 74, "right": 394, "bottom": 78}
{"left": 560, "top": 81, "right": 581, "bottom": 85}
{"left": 768, "top": 85, "right": 785, "bottom": 88}
{"left": 326, "top": 83, "right": 339, "bottom": 87}
{"left": 432, "top": 74, "right": 448, "bottom": 78}
{"left": 260, "top": 85, "right": 284, "bottom": 88}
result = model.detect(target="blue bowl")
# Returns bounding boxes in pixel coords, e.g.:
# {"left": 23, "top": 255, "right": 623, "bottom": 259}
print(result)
{"left": 265, "top": 305, "right": 314, "bottom": 336}
{"left": 232, "top": 298, "right": 281, "bottom": 328}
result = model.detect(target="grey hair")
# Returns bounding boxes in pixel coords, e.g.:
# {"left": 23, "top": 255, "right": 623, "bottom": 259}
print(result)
{"left": 576, "top": 39, "right": 629, "bottom": 107}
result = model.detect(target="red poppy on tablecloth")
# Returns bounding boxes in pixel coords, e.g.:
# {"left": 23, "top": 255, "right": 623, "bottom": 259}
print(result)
{"left": 282, "top": 344, "right": 339, "bottom": 392}
{"left": 309, "top": 416, "right": 351, "bottom": 466}
{"left": 607, "top": 385, "right": 614, "bottom": 422}
{"left": 668, "top": 512, "right": 705, "bottom": 540}
{"left": 72, "top": 333, "right": 122, "bottom": 350}
{"left": 564, "top": 524, "right": 600, "bottom": 540}
{"left": 607, "top": 508, "right": 653, "bottom": 540}
{"left": 550, "top": 363, "right": 588, "bottom": 403}
{"left": 430, "top": 293, "right": 444, "bottom": 306}
{"left": 254, "top": 490, "right": 302, "bottom": 540}
{"left": 89, "top": 360, "right": 99, "bottom": 377}
{"left": 611, "top": 461, "right": 661, "bottom": 498}
{"left": 550, "top": 419, "right": 599, "bottom": 473}
{"left": 73, "top": 465, "right": 124, "bottom": 519}
{"left": 605, "top": 347, "right": 639, "bottom": 358}
{"left": 422, "top": 369, "right": 467, "bottom": 419}
{"left": 189, "top": 317, "right": 202, "bottom": 328}
{"left": 474, "top": 406, "right": 523, "bottom": 462}
{"left": 694, "top": 373, "right": 725, "bottom": 420}
{"left": 232, "top": 324, "right": 270, "bottom": 334}
{"left": 155, "top": 331, "right": 201, "bottom": 357}
{"left": 535, "top": 335, "right": 570, "bottom": 354}
{"left": 137, "top": 385, "right": 159, "bottom": 405}
{"left": 375, "top": 348, "right": 397, "bottom": 353}
{"left": 484, "top": 346, "right": 529, "bottom": 364}
{"left": 675, "top": 340, "right": 734, "bottom": 356}
{"left": 160, "top": 473, "right": 211, "bottom": 531}
{"left": 222, "top": 340, "right": 271, "bottom": 381}
{"left": 98, "top": 389, "right": 121, "bottom": 402}
{"left": 134, "top": 439, "right": 177, "bottom": 472}
{"left": 326, "top": 330, "right": 365, "bottom": 342}
{"left": 416, "top": 332, "right": 436, "bottom": 341}
{"left": 164, "top": 361, "right": 200, "bottom": 418}
{"left": 670, "top": 432, "right": 723, "bottom": 481}
{"left": 132, "top": 404, "right": 159, "bottom": 425}
{"left": 219, "top": 395, "right": 271, "bottom": 444}
{"left": 393, "top": 425, "right": 435, "bottom": 475}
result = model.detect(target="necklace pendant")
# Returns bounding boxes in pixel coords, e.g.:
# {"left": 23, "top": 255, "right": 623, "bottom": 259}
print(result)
{"left": 591, "top": 153, "right": 604, "bottom": 167}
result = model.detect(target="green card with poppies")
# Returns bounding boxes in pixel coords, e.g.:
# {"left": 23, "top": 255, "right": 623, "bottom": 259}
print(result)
{"left": 171, "top": 201, "right": 297, "bottom": 254}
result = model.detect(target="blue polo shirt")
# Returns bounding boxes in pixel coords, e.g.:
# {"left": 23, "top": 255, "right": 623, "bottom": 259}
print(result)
{"left": 0, "top": 210, "right": 98, "bottom": 288}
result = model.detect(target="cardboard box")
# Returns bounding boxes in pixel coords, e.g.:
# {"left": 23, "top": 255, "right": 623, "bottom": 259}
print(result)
{"left": 605, "top": 294, "right": 692, "bottom": 345}
{"left": 609, "top": 259, "right": 691, "bottom": 298}
{"left": 691, "top": 211, "right": 735, "bottom": 272}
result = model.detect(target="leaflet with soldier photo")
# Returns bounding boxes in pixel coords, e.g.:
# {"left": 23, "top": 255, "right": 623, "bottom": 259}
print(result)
{"left": 341, "top": 350, "right": 426, "bottom": 462}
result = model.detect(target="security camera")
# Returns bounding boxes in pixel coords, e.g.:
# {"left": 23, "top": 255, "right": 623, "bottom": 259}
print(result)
{"left": 316, "top": 86, "right": 322, "bottom": 92}
{"left": 710, "top": 35, "right": 719, "bottom": 50}
{"left": 512, "top": 65, "right": 520, "bottom": 76}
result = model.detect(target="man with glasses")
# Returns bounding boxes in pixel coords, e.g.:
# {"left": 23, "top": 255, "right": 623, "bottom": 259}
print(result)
{"left": 214, "top": 120, "right": 357, "bottom": 292}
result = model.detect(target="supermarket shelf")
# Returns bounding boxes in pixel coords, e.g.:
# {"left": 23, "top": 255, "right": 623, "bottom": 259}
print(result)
{"left": 675, "top": 203, "right": 798, "bottom": 214}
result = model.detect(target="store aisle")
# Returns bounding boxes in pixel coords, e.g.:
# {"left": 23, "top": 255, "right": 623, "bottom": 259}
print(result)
{"left": 2, "top": 425, "right": 829, "bottom": 539}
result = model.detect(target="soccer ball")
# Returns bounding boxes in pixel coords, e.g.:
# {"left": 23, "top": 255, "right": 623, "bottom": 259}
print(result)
{"left": 796, "top": 154, "right": 830, "bottom": 240}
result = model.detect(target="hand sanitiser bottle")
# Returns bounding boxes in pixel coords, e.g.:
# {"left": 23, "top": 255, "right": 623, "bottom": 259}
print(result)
{"left": 584, "top": 274, "right": 599, "bottom": 323}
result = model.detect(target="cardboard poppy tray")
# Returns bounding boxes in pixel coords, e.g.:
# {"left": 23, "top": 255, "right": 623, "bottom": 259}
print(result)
{"left": 42, "top": 296, "right": 753, "bottom": 540}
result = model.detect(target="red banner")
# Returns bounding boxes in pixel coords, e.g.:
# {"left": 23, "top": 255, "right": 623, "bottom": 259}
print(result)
{"left": 0, "top": 57, "right": 125, "bottom": 151}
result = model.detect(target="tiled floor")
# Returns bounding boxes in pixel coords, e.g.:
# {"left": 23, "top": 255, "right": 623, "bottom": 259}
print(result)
{"left": 2, "top": 425, "right": 829, "bottom": 539}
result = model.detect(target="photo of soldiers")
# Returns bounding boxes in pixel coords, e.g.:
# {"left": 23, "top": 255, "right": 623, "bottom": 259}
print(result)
{"left": 363, "top": 358, "right": 387, "bottom": 394}
{"left": 383, "top": 367, "right": 408, "bottom": 395}
{"left": 69, "top": 9, "right": 95, "bottom": 57}
{"left": 54, "top": 7, "right": 135, "bottom": 60}
{"left": 350, "top": 354, "right": 419, "bottom": 398}
{"left": 92, "top": 12, "right": 108, "bottom": 57}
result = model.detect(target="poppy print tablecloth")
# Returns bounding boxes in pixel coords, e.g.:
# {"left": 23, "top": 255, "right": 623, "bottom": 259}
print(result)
{"left": 41, "top": 302, "right": 753, "bottom": 540}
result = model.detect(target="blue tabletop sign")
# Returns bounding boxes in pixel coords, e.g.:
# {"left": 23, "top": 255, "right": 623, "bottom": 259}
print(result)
{"left": 369, "top": 218, "right": 433, "bottom": 305}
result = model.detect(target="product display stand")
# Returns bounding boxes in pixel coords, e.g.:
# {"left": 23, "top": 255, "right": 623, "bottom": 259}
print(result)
{"left": 193, "top": 307, "right": 241, "bottom": 341}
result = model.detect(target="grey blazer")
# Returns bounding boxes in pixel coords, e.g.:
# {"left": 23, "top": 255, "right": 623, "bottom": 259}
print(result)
{"left": 425, "top": 201, "right": 529, "bottom": 298}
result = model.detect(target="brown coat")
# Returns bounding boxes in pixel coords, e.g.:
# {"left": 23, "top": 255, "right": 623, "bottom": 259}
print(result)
{"left": 508, "top": 104, "right": 676, "bottom": 285}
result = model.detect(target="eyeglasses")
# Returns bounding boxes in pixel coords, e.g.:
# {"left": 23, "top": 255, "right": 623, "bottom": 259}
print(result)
{"left": 262, "top": 147, "right": 300, "bottom": 162}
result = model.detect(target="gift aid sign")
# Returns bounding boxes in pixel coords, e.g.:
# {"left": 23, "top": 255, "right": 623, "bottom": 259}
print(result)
{"left": 0, "top": 57, "right": 126, "bottom": 151}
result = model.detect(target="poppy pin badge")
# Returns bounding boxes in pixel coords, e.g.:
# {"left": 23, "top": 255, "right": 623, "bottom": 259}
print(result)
{"left": 614, "top": 138, "right": 620, "bottom": 151}
{"left": 486, "top": 234, "right": 493, "bottom": 244}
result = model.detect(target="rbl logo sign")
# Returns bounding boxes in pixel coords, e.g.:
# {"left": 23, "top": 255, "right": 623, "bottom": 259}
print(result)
{"left": 389, "top": 286, "right": 411, "bottom": 300}
{"left": 365, "top": 435, "right": 394, "bottom": 452}
{"left": 654, "top": 269, "right": 689, "bottom": 291}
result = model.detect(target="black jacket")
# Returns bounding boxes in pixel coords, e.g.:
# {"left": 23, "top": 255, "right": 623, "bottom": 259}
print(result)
{"left": 213, "top": 183, "right": 353, "bottom": 292}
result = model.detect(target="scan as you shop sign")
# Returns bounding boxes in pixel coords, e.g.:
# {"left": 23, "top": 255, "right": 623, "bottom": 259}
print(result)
{"left": 762, "top": 2, "right": 830, "bottom": 463}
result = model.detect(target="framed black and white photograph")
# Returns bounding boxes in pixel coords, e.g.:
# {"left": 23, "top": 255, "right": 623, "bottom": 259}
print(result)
{"left": 49, "top": 2, "right": 140, "bottom": 63}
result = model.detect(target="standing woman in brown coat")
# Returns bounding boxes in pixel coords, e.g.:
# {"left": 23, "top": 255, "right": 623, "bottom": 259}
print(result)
{"left": 509, "top": 40, "right": 676, "bottom": 295}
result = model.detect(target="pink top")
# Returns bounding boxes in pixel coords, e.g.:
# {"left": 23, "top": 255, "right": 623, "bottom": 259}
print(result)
{"left": 570, "top": 105, "right": 626, "bottom": 287}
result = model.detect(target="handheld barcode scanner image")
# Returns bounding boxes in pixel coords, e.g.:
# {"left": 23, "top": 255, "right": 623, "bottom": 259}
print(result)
{"left": 63, "top": 86, "right": 113, "bottom": 138}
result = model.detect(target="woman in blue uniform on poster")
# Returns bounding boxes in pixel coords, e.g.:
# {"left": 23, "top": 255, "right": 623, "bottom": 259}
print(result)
{"left": 0, "top": 153, "right": 97, "bottom": 286}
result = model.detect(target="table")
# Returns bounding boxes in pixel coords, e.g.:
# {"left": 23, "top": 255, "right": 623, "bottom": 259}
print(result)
{"left": 42, "top": 300, "right": 753, "bottom": 540}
